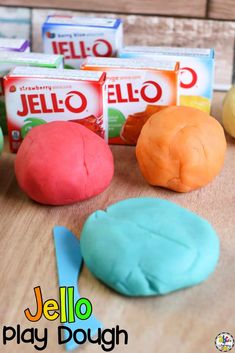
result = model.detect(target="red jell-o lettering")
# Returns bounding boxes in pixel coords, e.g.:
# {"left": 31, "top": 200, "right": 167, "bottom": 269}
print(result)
{"left": 4, "top": 66, "right": 107, "bottom": 152}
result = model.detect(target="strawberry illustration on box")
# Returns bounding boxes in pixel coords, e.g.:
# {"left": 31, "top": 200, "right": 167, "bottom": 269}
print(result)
{"left": 4, "top": 66, "right": 107, "bottom": 152}
{"left": 70, "top": 115, "right": 105, "bottom": 138}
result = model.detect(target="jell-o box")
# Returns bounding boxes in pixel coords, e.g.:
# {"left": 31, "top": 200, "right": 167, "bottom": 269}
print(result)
{"left": 0, "top": 51, "right": 63, "bottom": 76}
{"left": 0, "top": 38, "right": 30, "bottom": 52}
{"left": 81, "top": 57, "right": 179, "bottom": 145}
{"left": 42, "top": 15, "right": 123, "bottom": 69}
{"left": 119, "top": 46, "right": 214, "bottom": 113}
{"left": 0, "top": 52, "right": 64, "bottom": 134}
{"left": 4, "top": 66, "right": 107, "bottom": 152}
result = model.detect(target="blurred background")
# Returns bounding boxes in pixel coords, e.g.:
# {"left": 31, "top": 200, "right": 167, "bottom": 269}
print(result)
{"left": 0, "top": 1, "right": 234, "bottom": 87}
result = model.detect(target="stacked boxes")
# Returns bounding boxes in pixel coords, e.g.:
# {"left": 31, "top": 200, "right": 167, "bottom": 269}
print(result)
{"left": 81, "top": 57, "right": 179, "bottom": 144}
{"left": 119, "top": 46, "right": 214, "bottom": 113}
{"left": 1, "top": 15, "right": 215, "bottom": 151}
{"left": 0, "top": 40, "right": 30, "bottom": 134}
{"left": 43, "top": 15, "right": 123, "bottom": 69}
{"left": 0, "top": 38, "right": 30, "bottom": 52}
{"left": 4, "top": 66, "right": 107, "bottom": 152}
{"left": 0, "top": 52, "right": 63, "bottom": 134}
{"left": 0, "top": 52, "right": 63, "bottom": 77}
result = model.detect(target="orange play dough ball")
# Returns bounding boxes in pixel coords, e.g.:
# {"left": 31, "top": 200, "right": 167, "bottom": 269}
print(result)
{"left": 136, "top": 106, "right": 227, "bottom": 192}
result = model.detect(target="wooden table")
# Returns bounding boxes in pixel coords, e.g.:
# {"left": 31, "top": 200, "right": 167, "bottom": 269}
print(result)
{"left": 1, "top": 92, "right": 235, "bottom": 353}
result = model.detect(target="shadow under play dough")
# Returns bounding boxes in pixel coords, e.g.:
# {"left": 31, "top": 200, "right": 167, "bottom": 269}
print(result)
{"left": 80, "top": 198, "right": 220, "bottom": 297}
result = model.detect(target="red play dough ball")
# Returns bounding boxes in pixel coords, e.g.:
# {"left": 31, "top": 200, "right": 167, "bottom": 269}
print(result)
{"left": 15, "top": 121, "right": 114, "bottom": 205}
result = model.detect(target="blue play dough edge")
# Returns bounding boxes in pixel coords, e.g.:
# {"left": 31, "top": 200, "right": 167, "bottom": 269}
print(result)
{"left": 80, "top": 198, "right": 220, "bottom": 297}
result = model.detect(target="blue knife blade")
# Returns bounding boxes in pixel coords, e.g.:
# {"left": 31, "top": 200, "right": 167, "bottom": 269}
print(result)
{"left": 53, "top": 225, "right": 102, "bottom": 351}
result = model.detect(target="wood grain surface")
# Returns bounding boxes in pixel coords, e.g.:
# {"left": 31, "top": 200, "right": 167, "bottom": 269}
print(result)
{"left": 0, "top": 0, "right": 207, "bottom": 17}
{"left": 0, "top": 91, "right": 235, "bottom": 353}
{"left": 32, "top": 9, "right": 235, "bottom": 86}
{"left": 208, "top": 0, "right": 235, "bottom": 20}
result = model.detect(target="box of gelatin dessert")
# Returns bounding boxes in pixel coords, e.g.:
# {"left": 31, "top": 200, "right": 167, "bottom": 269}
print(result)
{"left": 42, "top": 15, "right": 123, "bottom": 69}
{"left": 119, "top": 46, "right": 214, "bottom": 113}
{"left": 81, "top": 57, "right": 179, "bottom": 145}
{"left": 4, "top": 66, "right": 107, "bottom": 152}
{"left": 0, "top": 38, "right": 30, "bottom": 52}
{"left": 0, "top": 52, "right": 64, "bottom": 134}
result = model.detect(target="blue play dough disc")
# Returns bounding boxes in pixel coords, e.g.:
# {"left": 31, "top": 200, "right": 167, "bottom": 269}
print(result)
{"left": 80, "top": 198, "right": 220, "bottom": 297}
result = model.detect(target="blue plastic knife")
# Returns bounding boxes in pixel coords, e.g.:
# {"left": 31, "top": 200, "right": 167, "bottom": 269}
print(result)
{"left": 53, "top": 226, "right": 102, "bottom": 351}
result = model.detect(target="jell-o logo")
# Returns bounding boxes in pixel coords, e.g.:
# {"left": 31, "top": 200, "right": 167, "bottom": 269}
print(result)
{"left": 43, "top": 15, "right": 123, "bottom": 69}
{"left": 17, "top": 91, "right": 88, "bottom": 117}
{"left": 4, "top": 66, "right": 107, "bottom": 152}
{"left": 108, "top": 81, "right": 163, "bottom": 104}
{"left": 0, "top": 51, "right": 63, "bottom": 135}
{"left": 51, "top": 39, "right": 113, "bottom": 60}
{"left": 118, "top": 46, "right": 214, "bottom": 113}
{"left": 81, "top": 57, "right": 179, "bottom": 145}
{"left": 180, "top": 67, "right": 198, "bottom": 89}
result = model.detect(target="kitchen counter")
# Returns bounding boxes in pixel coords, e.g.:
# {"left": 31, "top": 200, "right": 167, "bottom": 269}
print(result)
{"left": 0, "top": 91, "right": 234, "bottom": 353}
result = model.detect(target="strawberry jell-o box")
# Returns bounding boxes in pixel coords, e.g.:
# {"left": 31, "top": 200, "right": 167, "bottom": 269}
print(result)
{"left": 4, "top": 66, "right": 107, "bottom": 152}
{"left": 81, "top": 57, "right": 179, "bottom": 145}
{"left": 0, "top": 38, "right": 30, "bottom": 52}
{"left": 119, "top": 46, "right": 214, "bottom": 113}
{"left": 42, "top": 15, "right": 123, "bottom": 69}
{"left": 0, "top": 52, "right": 64, "bottom": 135}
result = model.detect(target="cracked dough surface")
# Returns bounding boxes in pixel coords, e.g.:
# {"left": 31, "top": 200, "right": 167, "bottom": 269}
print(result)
{"left": 15, "top": 121, "right": 114, "bottom": 205}
{"left": 136, "top": 106, "right": 227, "bottom": 192}
{"left": 80, "top": 198, "right": 219, "bottom": 296}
